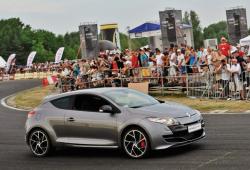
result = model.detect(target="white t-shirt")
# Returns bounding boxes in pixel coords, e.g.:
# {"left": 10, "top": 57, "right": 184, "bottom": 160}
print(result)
{"left": 170, "top": 53, "right": 177, "bottom": 66}
{"left": 156, "top": 53, "right": 164, "bottom": 66}
{"left": 221, "top": 64, "right": 231, "bottom": 80}
{"left": 177, "top": 54, "right": 186, "bottom": 66}
{"left": 61, "top": 68, "right": 70, "bottom": 77}
{"left": 207, "top": 54, "right": 212, "bottom": 65}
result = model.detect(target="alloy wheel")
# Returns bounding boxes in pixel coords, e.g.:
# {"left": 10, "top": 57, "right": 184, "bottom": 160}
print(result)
{"left": 29, "top": 130, "right": 49, "bottom": 157}
{"left": 123, "top": 129, "right": 148, "bottom": 158}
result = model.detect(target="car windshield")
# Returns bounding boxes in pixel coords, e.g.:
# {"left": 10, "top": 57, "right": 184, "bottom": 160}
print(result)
{"left": 103, "top": 89, "right": 159, "bottom": 108}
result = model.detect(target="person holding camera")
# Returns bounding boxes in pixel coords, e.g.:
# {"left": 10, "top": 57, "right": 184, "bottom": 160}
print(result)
{"left": 217, "top": 59, "right": 230, "bottom": 98}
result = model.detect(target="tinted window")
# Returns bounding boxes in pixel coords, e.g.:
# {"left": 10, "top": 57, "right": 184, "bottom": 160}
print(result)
{"left": 74, "top": 94, "right": 109, "bottom": 112}
{"left": 51, "top": 96, "right": 74, "bottom": 110}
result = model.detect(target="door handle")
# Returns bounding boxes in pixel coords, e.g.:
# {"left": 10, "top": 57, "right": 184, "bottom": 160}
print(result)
{"left": 67, "top": 117, "right": 75, "bottom": 122}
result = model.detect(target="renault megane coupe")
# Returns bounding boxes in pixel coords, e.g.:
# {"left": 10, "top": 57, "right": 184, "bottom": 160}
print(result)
{"left": 25, "top": 88, "right": 205, "bottom": 158}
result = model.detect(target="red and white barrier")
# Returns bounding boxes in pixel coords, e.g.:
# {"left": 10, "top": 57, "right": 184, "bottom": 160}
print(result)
{"left": 42, "top": 76, "right": 58, "bottom": 86}
{"left": 1, "top": 72, "right": 59, "bottom": 81}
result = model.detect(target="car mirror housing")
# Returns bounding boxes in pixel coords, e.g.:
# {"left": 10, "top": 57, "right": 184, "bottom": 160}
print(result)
{"left": 99, "top": 105, "right": 114, "bottom": 113}
{"left": 157, "top": 99, "right": 165, "bottom": 103}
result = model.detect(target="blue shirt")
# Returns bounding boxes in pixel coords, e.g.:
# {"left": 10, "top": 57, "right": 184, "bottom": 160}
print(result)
{"left": 140, "top": 54, "right": 149, "bottom": 67}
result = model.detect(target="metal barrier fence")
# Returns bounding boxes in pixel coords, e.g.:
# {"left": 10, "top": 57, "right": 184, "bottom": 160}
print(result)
{"left": 187, "top": 71, "right": 250, "bottom": 100}
{"left": 58, "top": 65, "right": 250, "bottom": 100}
{"left": 1, "top": 66, "right": 249, "bottom": 100}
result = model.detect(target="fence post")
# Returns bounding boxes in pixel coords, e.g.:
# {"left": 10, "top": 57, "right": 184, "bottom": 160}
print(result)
{"left": 161, "top": 67, "right": 164, "bottom": 96}
{"left": 186, "top": 73, "right": 189, "bottom": 97}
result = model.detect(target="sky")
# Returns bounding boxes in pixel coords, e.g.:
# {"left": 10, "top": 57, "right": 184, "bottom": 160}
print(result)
{"left": 0, "top": 0, "right": 249, "bottom": 35}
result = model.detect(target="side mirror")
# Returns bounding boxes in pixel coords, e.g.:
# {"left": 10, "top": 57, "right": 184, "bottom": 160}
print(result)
{"left": 99, "top": 105, "right": 114, "bottom": 113}
{"left": 157, "top": 99, "right": 165, "bottom": 103}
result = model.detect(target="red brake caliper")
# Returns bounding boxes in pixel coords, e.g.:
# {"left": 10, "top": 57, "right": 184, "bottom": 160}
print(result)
{"left": 140, "top": 140, "right": 145, "bottom": 149}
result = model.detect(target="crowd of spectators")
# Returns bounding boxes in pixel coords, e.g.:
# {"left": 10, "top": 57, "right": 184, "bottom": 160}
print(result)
{"left": 1, "top": 37, "right": 250, "bottom": 99}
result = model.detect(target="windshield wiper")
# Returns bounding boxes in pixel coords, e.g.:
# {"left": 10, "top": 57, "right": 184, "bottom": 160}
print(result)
{"left": 130, "top": 103, "right": 156, "bottom": 108}
{"left": 130, "top": 105, "right": 143, "bottom": 108}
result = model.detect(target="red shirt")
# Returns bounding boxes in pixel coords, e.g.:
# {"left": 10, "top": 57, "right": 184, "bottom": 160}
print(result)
{"left": 131, "top": 55, "right": 139, "bottom": 68}
{"left": 238, "top": 51, "right": 245, "bottom": 57}
{"left": 112, "top": 61, "right": 118, "bottom": 70}
{"left": 218, "top": 43, "right": 231, "bottom": 57}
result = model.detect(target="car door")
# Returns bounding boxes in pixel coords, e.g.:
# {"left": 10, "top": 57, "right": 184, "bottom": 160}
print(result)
{"left": 49, "top": 95, "right": 75, "bottom": 139}
{"left": 64, "top": 94, "right": 118, "bottom": 146}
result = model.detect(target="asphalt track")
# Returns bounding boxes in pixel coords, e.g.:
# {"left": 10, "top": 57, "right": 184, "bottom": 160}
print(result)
{"left": 0, "top": 80, "right": 249, "bottom": 170}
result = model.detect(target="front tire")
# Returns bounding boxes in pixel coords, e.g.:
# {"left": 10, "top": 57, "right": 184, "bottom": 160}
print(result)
{"left": 28, "top": 129, "right": 52, "bottom": 157}
{"left": 122, "top": 128, "right": 150, "bottom": 158}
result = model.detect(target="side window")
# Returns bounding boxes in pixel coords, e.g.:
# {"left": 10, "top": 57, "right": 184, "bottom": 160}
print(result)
{"left": 74, "top": 94, "right": 109, "bottom": 112}
{"left": 51, "top": 96, "right": 74, "bottom": 110}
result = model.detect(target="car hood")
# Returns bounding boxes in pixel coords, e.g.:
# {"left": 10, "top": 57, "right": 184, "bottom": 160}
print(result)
{"left": 127, "top": 101, "right": 197, "bottom": 118}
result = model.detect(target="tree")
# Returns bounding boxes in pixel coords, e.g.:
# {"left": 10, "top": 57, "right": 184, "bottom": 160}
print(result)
{"left": 189, "top": 11, "right": 203, "bottom": 49}
{"left": 0, "top": 18, "right": 33, "bottom": 64}
{"left": 120, "top": 33, "right": 148, "bottom": 51}
{"left": 203, "top": 21, "right": 228, "bottom": 42}
{"left": 0, "top": 18, "right": 81, "bottom": 64}
{"left": 0, "top": 18, "right": 149, "bottom": 65}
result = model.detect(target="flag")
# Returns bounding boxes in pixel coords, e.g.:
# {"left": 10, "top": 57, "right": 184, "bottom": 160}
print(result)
{"left": 0, "top": 56, "right": 7, "bottom": 68}
{"left": 26, "top": 51, "right": 37, "bottom": 67}
{"left": 6, "top": 54, "right": 16, "bottom": 71}
{"left": 55, "top": 47, "right": 65, "bottom": 63}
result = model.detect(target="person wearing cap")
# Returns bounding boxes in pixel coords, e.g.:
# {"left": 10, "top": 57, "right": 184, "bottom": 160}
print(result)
{"left": 232, "top": 47, "right": 246, "bottom": 69}
{"left": 216, "top": 59, "right": 231, "bottom": 98}
{"left": 218, "top": 37, "right": 231, "bottom": 58}
{"left": 232, "top": 46, "right": 247, "bottom": 85}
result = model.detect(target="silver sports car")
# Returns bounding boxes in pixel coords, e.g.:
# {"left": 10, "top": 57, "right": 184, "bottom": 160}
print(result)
{"left": 25, "top": 88, "right": 205, "bottom": 158}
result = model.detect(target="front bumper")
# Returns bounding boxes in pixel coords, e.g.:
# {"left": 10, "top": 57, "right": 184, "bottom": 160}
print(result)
{"left": 153, "top": 120, "right": 205, "bottom": 150}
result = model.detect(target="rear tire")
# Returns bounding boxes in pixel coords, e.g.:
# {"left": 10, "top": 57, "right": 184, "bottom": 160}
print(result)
{"left": 28, "top": 129, "right": 52, "bottom": 157}
{"left": 122, "top": 128, "right": 150, "bottom": 158}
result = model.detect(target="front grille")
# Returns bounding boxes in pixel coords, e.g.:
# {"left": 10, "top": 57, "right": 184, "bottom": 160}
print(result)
{"left": 163, "top": 129, "right": 204, "bottom": 143}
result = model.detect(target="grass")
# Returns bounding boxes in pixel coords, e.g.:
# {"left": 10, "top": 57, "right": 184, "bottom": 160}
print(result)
{"left": 7, "top": 86, "right": 250, "bottom": 112}
{"left": 7, "top": 85, "right": 56, "bottom": 110}
{"left": 157, "top": 96, "right": 250, "bottom": 113}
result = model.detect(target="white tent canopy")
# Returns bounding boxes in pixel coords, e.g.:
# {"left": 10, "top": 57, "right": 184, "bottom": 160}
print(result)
{"left": 240, "top": 35, "right": 250, "bottom": 46}
{"left": 0, "top": 56, "right": 7, "bottom": 68}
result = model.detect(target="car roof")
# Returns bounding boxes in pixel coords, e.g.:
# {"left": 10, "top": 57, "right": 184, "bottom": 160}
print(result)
{"left": 42, "top": 87, "right": 130, "bottom": 103}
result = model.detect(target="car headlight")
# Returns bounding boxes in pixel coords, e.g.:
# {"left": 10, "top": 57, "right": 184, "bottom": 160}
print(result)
{"left": 147, "top": 117, "right": 180, "bottom": 126}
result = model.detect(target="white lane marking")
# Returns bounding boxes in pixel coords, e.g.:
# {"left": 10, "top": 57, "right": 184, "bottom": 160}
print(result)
{"left": 196, "top": 152, "right": 232, "bottom": 169}
{"left": 0, "top": 95, "right": 31, "bottom": 112}
{"left": 208, "top": 110, "right": 228, "bottom": 114}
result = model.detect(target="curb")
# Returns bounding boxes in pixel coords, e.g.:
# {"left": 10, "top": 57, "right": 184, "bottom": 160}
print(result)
{"left": 0, "top": 95, "right": 31, "bottom": 112}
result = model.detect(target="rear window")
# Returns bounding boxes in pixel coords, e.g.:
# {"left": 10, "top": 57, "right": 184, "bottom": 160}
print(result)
{"left": 51, "top": 96, "right": 74, "bottom": 110}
